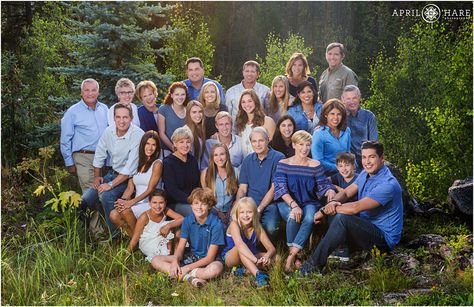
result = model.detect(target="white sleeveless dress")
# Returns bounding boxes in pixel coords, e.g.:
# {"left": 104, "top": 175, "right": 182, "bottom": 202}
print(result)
{"left": 139, "top": 212, "right": 174, "bottom": 262}
{"left": 131, "top": 159, "right": 162, "bottom": 218}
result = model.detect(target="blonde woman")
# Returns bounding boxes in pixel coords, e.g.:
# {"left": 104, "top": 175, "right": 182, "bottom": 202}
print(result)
{"left": 285, "top": 52, "right": 318, "bottom": 98}
{"left": 263, "top": 75, "right": 294, "bottom": 122}
{"left": 235, "top": 89, "right": 276, "bottom": 156}
{"left": 198, "top": 82, "right": 228, "bottom": 139}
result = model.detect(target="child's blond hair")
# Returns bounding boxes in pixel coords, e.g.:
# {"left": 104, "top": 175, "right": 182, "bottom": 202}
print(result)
{"left": 230, "top": 197, "right": 263, "bottom": 239}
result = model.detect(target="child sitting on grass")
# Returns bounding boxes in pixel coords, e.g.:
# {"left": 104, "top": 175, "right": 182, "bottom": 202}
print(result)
{"left": 222, "top": 197, "right": 276, "bottom": 287}
{"left": 328, "top": 152, "right": 359, "bottom": 261}
{"left": 151, "top": 188, "right": 225, "bottom": 288}
{"left": 128, "top": 189, "right": 183, "bottom": 262}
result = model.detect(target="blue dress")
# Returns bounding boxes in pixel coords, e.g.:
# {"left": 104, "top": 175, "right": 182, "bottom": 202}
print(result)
{"left": 222, "top": 229, "right": 258, "bottom": 258}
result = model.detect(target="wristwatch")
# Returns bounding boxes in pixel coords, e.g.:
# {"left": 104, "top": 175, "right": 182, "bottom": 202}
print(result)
{"left": 319, "top": 207, "right": 327, "bottom": 216}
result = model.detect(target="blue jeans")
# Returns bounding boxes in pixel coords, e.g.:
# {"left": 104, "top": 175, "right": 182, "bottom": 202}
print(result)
{"left": 168, "top": 202, "right": 194, "bottom": 218}
{"left": 260, "top": 202, "right": 281, "bottom": 239}
{"left": 80, "top": 171, "right": 127, "bottom": 236}
{"left": 278, "top": 202, "right": 317, "bottom": 249}
{"left": 301, "top": 213, "right": 390, "bottom": 274}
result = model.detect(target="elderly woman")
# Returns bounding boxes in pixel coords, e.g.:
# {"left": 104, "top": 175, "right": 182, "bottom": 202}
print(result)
{"left": 287, "top": 81, "right": 323, "bottom": 133}
{"left": 162, "top": 126, "right": 200, "bottom": 217}
{"left": 273, "top": 130, "right": 336, "bottom": 273}
{"left": 108, "top": 78, "right": 141, "bottom": 127}
{"left": 136, "top": 80, "right": 160, "bottom": 133}
{"left": 312, "top": 99, "right": 351, "bottom": 176}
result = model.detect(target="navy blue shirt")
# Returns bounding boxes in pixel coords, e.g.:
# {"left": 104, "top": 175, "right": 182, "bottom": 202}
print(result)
{"left": 162, "top": 153, "right": 200, "bottom": 204}
{"left": 330, "top": 172, "right": 359, "bottom": 202}
{"left": 138, "top": 104, "right": 160, "bottom": 133}
{"left": 181, "top": 212, "right": 225, "bottom": 258}
{"left": 239, "top": 148, "right": 284, "bottom": 205}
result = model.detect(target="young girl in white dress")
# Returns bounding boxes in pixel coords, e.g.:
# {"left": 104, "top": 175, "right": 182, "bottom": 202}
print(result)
{"left": 110, "top": 131, "right": 163, "bottom": 236}
{"left": 128, "top": 189, "right": 184, "bottom": 262}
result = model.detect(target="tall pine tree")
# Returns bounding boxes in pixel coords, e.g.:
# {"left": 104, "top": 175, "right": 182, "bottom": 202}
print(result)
{"left": 55, "top": 1, "right": 176, "bottom": 104}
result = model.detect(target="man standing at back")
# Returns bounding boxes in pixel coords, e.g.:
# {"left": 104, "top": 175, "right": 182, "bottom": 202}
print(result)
{"left": 341, "top": 85, "right": 378, "bottom": 171}
{"left": 60, "top": 78, "right": 108, "bottom": 235}
{"left": 183, "top": 57, "right": 225, "bottom": 103}
{"left": 225, "top": 60, "right": 270, "bottom": 120}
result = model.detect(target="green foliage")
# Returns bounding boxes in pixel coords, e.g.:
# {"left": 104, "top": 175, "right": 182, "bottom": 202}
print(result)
{"left": 404, "top": 287, "right": 473, "bottom": 306}
{"left": 163, "top": 4, "right": 216, "bottom": 83}
{"left": 365, "top": 19, "right": 473, "bottom": 201}
{"left": 256, "top": 32, "right": 313, "bottom": 88}
{"left": 55, "top": 2, "right": 176, "bottom": 103}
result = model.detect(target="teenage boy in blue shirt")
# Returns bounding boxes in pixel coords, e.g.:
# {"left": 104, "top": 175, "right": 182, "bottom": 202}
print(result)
{"left": 151, "top": 188, "right": 225, "bottom": 288}
{"left": 300, "top": 141, "right": 403, "bottom": 275}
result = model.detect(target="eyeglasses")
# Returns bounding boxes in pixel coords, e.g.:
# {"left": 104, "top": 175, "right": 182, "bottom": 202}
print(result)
{"left": 119, "top": 91, "right": 134, "bottom": 96}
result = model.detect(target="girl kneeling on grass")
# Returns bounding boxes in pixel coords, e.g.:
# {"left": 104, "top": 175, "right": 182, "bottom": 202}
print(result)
{"left": 128, "top": 189, "right": 184, "bottom": 262}
{"left": 222, "top": 197, "right": 276, "bottom": 287}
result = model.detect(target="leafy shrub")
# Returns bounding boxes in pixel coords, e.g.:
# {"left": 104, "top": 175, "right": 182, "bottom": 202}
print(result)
{"left": 365, "top": 19, "right": 473, "bottom": 201}
{"left": 256, "top": 32, "right": 314, "bottom": 88}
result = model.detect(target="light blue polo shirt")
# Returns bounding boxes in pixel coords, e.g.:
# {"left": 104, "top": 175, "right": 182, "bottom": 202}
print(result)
{"left": 180, "top": 212, "right": 225, "bottom": 258}
{"left": 354, "top": 164, "right": 403, "bottom": 249}
{"left": 239, "top": 148, "right": 284, "bottom": 205}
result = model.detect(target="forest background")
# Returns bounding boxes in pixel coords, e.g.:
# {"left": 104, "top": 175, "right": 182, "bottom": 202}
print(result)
{"left": 1, "top": 1, "right": 473, "bottom": 306}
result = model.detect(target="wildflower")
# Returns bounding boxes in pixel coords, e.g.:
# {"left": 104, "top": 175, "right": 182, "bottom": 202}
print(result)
{"left": 171, "top": 292, "right": 179, "bottom": 297}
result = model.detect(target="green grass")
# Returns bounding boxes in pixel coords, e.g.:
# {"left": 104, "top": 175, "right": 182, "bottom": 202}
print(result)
{"left": 2, "top": 212, "right": 472, "bottom": 305}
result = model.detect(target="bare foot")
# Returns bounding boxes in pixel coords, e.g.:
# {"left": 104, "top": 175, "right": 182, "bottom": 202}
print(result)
{"left": 284, "top": 254, "right": 296, "bottom": 273}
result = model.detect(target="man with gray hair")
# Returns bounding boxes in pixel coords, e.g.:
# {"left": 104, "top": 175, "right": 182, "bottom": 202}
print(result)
{"left": 60, "top": 78, "right": 109, "bottom": 236}
{"left": 319, "top": 42, "right": 358, "bottom": 103}
{"left": 236, "top": 126, "right": 284, "bottom": 239}
{"left": 341, "top": 84, "right": 378, "bottom": 170}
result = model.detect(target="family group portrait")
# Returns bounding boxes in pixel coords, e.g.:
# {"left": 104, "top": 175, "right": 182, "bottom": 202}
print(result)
{"left": 1, "top": 1, "right": 473, "bottom": 305}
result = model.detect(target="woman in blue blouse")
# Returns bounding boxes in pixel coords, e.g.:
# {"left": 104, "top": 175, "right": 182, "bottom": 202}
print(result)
{"left": 287, "top": 81, "right": 323, "bottom": 133}
{"left": 273, "top": 130, "right": 336, "bottom": 273}
{"left": 311, "top": 99, "right": 351, "bottom": 176}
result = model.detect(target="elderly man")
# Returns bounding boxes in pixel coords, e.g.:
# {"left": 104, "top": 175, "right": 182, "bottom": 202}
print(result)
{"left": 300, "top": 141, "right": 403, "bottom": 275}
{"left": 202, "top": 111, "right": 245, "bottom": 169}
{"left": 81, "top": 103, "right": 145, "bottom": 236}
{"left": 225, "top": 60, "right": 270, "bottom": 120}
{"left": 60, "top": 78, "right": 108, "bottom": 235}
{"left": 341, "top": 85, "right": 378, "bottom": 171}
{"left": 183, "top": 57, "right": 225, "bottom": 103}
{"left": 319, "top": 43, "right": 358, "bottom": 104}
{"left": 236, "top": 126, "right": 284, "bottom": 239}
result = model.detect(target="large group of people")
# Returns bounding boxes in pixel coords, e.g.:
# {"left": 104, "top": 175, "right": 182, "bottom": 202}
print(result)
{"left": 60, "top": 42, "right": 403, "bottom": 288}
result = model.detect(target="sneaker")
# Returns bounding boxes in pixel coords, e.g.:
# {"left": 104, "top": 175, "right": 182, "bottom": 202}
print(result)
{"left": 232, "top": 266, "right": 247, "bottom": 277}
{"left": 255, "top": 271, "right": 269, "bottom": 288}
{"left": 328, "top": 247, "right": 350, "bottom": 262}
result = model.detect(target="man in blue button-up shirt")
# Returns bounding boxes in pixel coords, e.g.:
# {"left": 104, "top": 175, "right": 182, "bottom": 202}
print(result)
{"left": 342, "top": 85, "right": 378, "bottom": 171}
{"left": 182, "top": 57, "right": 225, "bottom": 103}
{"left": 60, "top": 78, "right": 108, "bottom": 193}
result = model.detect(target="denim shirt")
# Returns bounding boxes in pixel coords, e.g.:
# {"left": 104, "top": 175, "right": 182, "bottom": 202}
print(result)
{"left": 287, "top": 102, "right": 323, "bottom": 134}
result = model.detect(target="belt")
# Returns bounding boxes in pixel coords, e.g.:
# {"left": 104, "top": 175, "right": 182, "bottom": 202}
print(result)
{"left": 74, "top": 150, "right": 95, "bottom": 154}
{"left": 105, "top": 166, "right": 120, "bottom": 176}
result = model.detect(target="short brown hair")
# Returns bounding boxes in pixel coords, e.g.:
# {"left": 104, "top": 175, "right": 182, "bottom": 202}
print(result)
{"left": 186, "top": 57, "right": 203, "bottom": 69}
{"left": 326, "top": 42, "right": 345, "bottom": 57}
{"left": 336, "top": 152, "right": 356, "bottom": 166}
{"left": 113, "top": 103, "right": 133, "bottom": 118}
{"left": 243, "top": 60, "right": 260, "bottom": 73}
{"left": 188, "top": 187, "right": 217, "bottom": 208}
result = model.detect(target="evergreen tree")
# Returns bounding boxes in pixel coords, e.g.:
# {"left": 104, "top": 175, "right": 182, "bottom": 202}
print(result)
{"left": 55, "top": 1, "right": 176, "bottom": 104}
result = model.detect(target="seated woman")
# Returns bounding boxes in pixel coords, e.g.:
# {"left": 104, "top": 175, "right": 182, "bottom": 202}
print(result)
{"left": 312, "top": 99, "right": 351, "bottom": 176}
{"left": 198, "top": 82, "right": 228, "bottom": 139}
{"left": 273, "top": 130, "right": 336, "bottom": 273}
{"left": 184, "top": 100, "right": 206, "bottom": 169}
{"left": 158, "top": 82, "right": 189, "bottom": 158}
{"left": 110, "top": 131, "right": 163, "bottom": 236}
{"left": 201, "top": 143, "right": 239, "bottom": 225}
{"left": 235, "top": 89, "right": 276, "bottom": 156}
{"left": 287, "top": 81, "right": 323, "bottom": 134}
{"left": 269, "top": 115, "right": 296, "bottom": 158}
{"left": 263, "top": 75, "right": 294, "bottom": 122}
{"left": 285, "top": 52, "right": 318, "bottom": 98}
{"left": 162, "top": 126, "right": 201, "bottom": 217}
